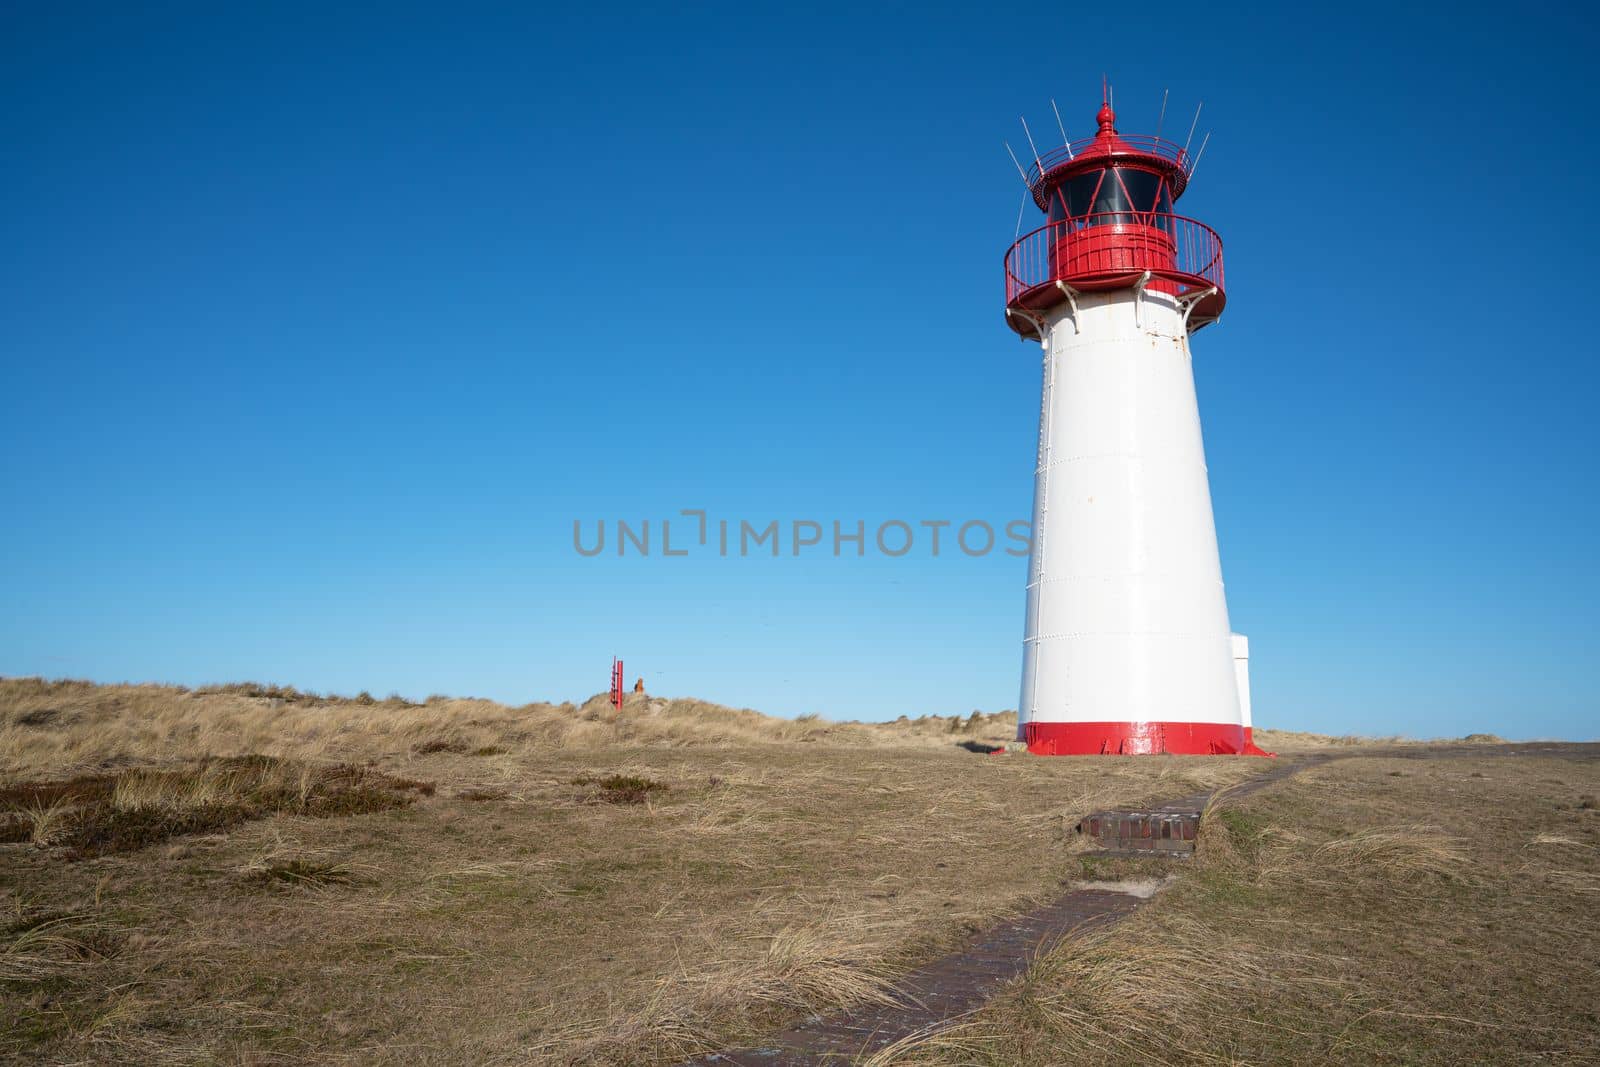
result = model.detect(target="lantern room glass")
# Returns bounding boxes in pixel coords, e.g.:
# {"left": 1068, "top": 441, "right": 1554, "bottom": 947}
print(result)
{"left": 1046, "top": 166, "right": 1173, "bottom": 226}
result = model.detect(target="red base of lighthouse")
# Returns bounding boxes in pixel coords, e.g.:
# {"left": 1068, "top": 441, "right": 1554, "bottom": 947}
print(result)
{"left": 1021, "top": 720, "right": 1273, "bottom": 756}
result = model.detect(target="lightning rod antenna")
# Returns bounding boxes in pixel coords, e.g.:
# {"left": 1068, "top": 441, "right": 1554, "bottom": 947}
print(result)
{"left": 1183, "top": 101, "right": 1203, "bottom": 160}
{"left": 1188, "top": 131, "right": 1213, "bottom": 182}
{"left": 1003, "top": 141, "right": 1031, "bottom": 186}
{"left": 1014, "top": 188, "right": 1028, "bottom": 240}
{"left": 1020, "top": 116, "right": 1041, "bottom": 168}
{"left": 1050, "top": 99, "right": 1074, "bottom": 159}
{"left": 1155, "top": 89, "right": 1169, "bottom": 141}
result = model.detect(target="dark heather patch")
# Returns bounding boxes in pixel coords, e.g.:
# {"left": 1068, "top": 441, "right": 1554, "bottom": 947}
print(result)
{"left": 0, "top": 776, "right": 117, "bottom": 809}
{"left": 0, "top": 758, "right": 432, "bottom": 859}
{"left": 413, "top": 739, "right": 468, "bottom": 755}
{"left": 572, "top": 774, "right": 669, "bottom": 805}
{"left": 247, "top": 859, "right": 356, "bottom": 888}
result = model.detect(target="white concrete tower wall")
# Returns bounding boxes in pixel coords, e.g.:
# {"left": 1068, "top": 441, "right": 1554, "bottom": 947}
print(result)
{"left": 1018, "top": 285, "right": 1242, "bottom": 745}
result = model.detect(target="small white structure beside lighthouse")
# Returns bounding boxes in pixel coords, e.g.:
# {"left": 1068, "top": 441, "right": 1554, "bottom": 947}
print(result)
{"left": 1003, "top": 95, "right": 1265, "bottom": 755}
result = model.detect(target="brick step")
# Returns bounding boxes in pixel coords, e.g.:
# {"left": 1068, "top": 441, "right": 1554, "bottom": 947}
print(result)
{"left": 1079, "top": 808, "right": 1200, "bottom": 856}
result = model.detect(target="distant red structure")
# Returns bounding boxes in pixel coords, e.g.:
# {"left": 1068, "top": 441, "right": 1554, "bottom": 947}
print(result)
{"left": 610, "top": 658, "right": 624, "bottom": 710}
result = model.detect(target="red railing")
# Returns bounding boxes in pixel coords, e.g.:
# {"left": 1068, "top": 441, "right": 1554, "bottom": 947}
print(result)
{"left": 1026, "top": 136, "right": 1190, "bottom": 187}
{"left": 1004, "top": 213, "right": 1225, "bottom": 306}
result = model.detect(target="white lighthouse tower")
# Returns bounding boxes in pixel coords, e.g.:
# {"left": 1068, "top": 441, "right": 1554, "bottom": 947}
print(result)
{"left": 1003, "top": 93, "right": 1265, "bottom": 756}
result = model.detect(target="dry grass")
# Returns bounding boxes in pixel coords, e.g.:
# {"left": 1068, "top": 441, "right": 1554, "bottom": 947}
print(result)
{"left": 0, "top": 676, "right": 1271, "bottom": 1065}
{"left": 878, "top": 753, "right": 1600, "bottom": 1065}
{"left": 7, "top": 675, "right": 1577, "bottom": 1064}
{"left": 3, "top": 676, "right": 1445, "bottom": 777}
{"left": 0, "top": 678, "right": 1025, "bottom": 780}
{"left": 547, "top": 912, "right": 907, "bottom": 1063}
{"left": 1251, "top": 726, "right": 1412, "bottom": 752}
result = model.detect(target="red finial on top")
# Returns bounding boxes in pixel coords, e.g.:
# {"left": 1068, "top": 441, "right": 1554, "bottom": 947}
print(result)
{"left": 1096, "top": 102, "right": 1117, "bottom": 136}
{"left": 1097, "top": 75, "right": 1116, "bottom": 135}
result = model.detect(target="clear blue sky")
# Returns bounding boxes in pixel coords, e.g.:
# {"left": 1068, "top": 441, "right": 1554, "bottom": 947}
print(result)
{"left": 3, "top": 3, "right": 1596, "bottom": 739}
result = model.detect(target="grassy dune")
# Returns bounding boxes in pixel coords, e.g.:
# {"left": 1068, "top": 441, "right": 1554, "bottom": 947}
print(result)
{"left": 1, "top": 677, "right": 1256, "bottom": 1064}
{"left": 3, "top": 678, "right": 1593, "bottom": 1065}
{"left": 0, "top": 677, "right": 1022, "bottom": 777}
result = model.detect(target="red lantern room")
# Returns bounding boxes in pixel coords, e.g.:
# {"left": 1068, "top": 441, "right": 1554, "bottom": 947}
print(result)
{"left": 1004, "top": 97, "right": 1226, "bottom": 339}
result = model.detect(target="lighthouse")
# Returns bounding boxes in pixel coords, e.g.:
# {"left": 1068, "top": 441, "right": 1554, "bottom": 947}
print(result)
{"left": 1004, "top": 93, "right": 1263, "bottom": 756}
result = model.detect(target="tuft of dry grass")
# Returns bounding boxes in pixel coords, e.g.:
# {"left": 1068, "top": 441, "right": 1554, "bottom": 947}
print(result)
{"left": 549, "top": 914, "right": 903, "bottom": 1064}
{"left": 1309, "top": 823, "right": 1471, "bottom": 881}
{"left": 233, "top": 831, "right": 368, "bottom": 891}
{"left": 0, "top": 911, "right": 123, "bottom": 985}
{"left": 244, "top": 858, "right": 357, "bottom": 888}
{"left": 20, "top": 798, "right": 76, "bottom": 848}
